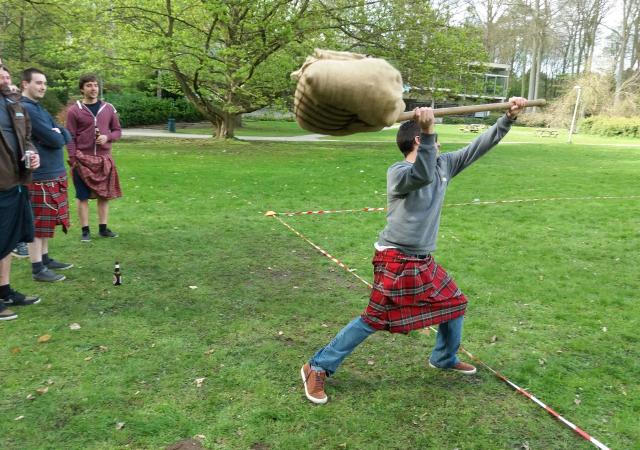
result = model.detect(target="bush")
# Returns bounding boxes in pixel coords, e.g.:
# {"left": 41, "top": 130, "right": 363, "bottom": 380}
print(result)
{"left": 441, "top": 112, "right": 504, "bottom": 125}
{"left": 514, "top": 112, "right": 553, "bottom": 128}
{"left": 103, "top": 92, "right": 204, "bottom": 127}
{"left": 580, "top": 116, "right": 640, "bottom": 138}
{"left": 40, "top": 91, "right": 64, "bottom": 117}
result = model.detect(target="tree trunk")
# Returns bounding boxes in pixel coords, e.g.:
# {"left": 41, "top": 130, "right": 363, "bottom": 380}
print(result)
{"left": 212, "top": 112, "right": 238, "bottom": 139}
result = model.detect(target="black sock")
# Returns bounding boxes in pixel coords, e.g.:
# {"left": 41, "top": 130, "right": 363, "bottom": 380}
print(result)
{"left": 32, "top": 261, "right": 44, "bottom": 274}
{"left": 42, "top": 253, "right": 50, "bottom": 265}
{"left": 82, "top": 226, "right": 90, "bottom": 234}
{"left": 0, "top": 284, "right": 9, "bottom": 298}
{"left": 99, "top": 224, "right": 107, "bottom": 232}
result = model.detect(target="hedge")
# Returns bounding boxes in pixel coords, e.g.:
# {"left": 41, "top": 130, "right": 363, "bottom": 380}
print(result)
{"left": 104, "top": 93, "right": 204, "bottom": 127}
{"left": 580, "top": 116, "right": 640, "bottom": 138}
{"left": 441, "top": 112, "right": 505, "bottom": 126}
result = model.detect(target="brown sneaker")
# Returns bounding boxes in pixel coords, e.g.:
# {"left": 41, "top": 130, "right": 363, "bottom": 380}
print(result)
{"left": 429, "top": 360, "right": 477, "bottom": 375}
{"left": 301, "top": 363, "right": 328, "bottom": 404}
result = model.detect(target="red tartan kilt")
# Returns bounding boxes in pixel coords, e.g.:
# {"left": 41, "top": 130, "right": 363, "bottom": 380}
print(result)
{"left": 362, "top": 248, "right": 467, "bottom": 333}
{"left": 27, "top": 177, "right": 70, "bottom": 238}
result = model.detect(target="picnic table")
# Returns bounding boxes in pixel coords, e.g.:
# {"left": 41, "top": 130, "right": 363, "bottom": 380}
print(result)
{"left": 459, "top": 124, "right": 487, "bottom": 133}
{"left": 535, "top": 128, "right": 559, "bottom": 138}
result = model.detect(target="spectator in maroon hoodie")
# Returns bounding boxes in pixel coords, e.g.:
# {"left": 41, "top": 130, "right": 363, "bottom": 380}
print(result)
{"left": 66, "top": 74, "right": 122, "bottom": 242}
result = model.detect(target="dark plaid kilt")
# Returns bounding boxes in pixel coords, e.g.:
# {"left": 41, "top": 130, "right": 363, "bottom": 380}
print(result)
{"left": 27, "top": 176, "right": 70, "bottom": 238}
{"left": 0, "top": 186, "right": 34, "bottom": 259}
{"left": 362, "top": 248, "right": 468, "bottom": 333}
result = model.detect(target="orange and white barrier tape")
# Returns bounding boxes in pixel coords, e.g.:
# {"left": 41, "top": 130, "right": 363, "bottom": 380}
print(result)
{"left": 277, "top": 207, "right": 386, "bottom": 216}
{"left": 459, "top": 346, "right": 610, "bottom": 450}
{"left": 265, "top": 211, "right": 371, "bottom": 288}
{"left": 267, "top": 210, "right": 611, "bottom": 449}
{"left": 270, "top": 195, "right": 639, "bottom": 217}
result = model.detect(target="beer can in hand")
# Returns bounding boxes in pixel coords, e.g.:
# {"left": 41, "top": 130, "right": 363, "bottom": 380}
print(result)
{"left": 24, "top": 150, "right": 34, "bottom": 169}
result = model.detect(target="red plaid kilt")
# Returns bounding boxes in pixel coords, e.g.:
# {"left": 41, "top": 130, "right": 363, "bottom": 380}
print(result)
{"left": 362, "top": 248, "right": 467, "bottom": 333}
{"left": 27, "top": 176, "right": 70, "bottom": 238}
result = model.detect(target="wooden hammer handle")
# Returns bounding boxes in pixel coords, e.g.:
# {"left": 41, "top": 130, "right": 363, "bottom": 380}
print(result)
{"left": 397, "top": 99, "right": 546, "bottom": 122}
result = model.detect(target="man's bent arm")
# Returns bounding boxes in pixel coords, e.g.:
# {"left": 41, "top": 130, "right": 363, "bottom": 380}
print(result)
{"left": 390, "top": 133, "right": 438, "bottom": 195}
{"left": 23, "top": 103, "right": 66, "bottom": 149}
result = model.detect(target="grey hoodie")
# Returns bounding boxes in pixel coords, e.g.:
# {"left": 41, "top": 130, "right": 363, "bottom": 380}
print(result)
{"left": 377, "top": 114, "right": 515, "bottom": 255}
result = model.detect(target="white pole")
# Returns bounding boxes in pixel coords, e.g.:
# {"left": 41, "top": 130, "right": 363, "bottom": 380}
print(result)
{"left": 568, "top": 86, "right": 582, "bottom": 144}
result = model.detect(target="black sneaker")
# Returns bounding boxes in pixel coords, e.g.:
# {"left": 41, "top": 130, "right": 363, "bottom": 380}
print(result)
{"left": 32, "top": 267, "right": 66, "bottom": 282}
{"left": 2, "top": 289, "right": 41, "bottom": 307}
{"left": 99, "top": 228, "right": 119, "bottom": 238}
{"left": 0, "top": 304, "right": 18, "bottom": 320}
{"left": 46, "top": 259, "right": 74, "bottom": 270}
{"left": 81, "top": 231, "right": 91, "bottom": 242}
{"left": 11, "top": 242, "right": 29, "bottom": 258}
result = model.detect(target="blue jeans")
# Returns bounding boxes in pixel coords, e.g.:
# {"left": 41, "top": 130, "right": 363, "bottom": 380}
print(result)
{"left": 428, "top": 315, "right": 463, "bottom": 369}
{"left": 310, "top": 315, "right": 464, "bottom": 376}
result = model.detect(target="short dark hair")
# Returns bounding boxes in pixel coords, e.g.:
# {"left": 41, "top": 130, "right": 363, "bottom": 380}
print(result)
{"left": 21, "top": 67, "right": 45, "bottom": 83}
{"left": 79, "top": 74, "right": 99, "bottom": 90}
{"left": 0, "top": 64, "right": 10, "bottom": 74}
{"left": 396, "top": 120, "right": 421, "bottom": 156}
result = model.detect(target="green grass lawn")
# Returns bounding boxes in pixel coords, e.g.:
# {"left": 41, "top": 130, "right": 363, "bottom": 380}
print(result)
{"left": 1, "top": 128, "right": 638, "bottom": 449}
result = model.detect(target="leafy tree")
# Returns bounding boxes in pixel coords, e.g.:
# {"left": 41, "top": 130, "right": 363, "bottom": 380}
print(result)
{"left": 110, "top": 0, "right": 316, "bottom": 138}
{"left": 320, "top": 0, "right": 488, "bottom": 103}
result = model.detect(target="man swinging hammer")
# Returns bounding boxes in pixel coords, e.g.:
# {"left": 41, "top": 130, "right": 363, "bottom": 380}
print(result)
{"left": 301, "top": 97, "right": 528, "bottom": 404}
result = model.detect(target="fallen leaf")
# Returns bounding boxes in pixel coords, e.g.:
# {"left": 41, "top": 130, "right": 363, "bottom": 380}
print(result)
{"left": 45, "top": 364, "right": 52, "bottom": 369}
{"left": 204, "top": 349, "right": 214, "bottom": 355}
{"left": 321, "top": 323, "right": 328, "bottom": 328}
{"left": 194, "top": 377, "right": 206, "bottom": 388}
{"left": 46, "top": 379, "right": 54, "bottom": 385}
{"left": 99, "top": 345, "right": 108, "bottom": 352}
{"left": 277, "top": 331, "right": 284, "bottom": 336}
{"left": 194, "top": 434, "right": 206, "bottom": 441}
{"left": 367, "top": 360, "right": 375, "bottom": 365}
{"left": 189, "top": 286, "right": 198, "bottom": 289}
{"left": 538, "top": 358, "right": 546, "bottom": 366}
{"left": 84, "top": 356, "right": 92, "bottom": 361}
{"left": 115, "top": 422, "right": 125, "bottom": 430}
{"left": 10, "top": 347, "right": 21, "bottom": 354}
{"left": 26, "top": 394, "right": 35, "bottom": 400}
{"left": 574, "top": 398, "right": 581, "bottom": 405}
{"left": 538, "top": 275, "right": 544, "bottom": 281}
{"left": 602, "top": 326, "right": 607, "bottom": 332}
{"left": 37, "top": 335, "right": 51, "bottom": 343}
{"left": 69, "top": 323, "right": 81, "bottom": 330}
{"left": 490, "top": 335, "right": 498, "bottom": 343}
{"left": 36, "top": 387, "right": 48, "bottom": 395}
{"left": 15, "top": 415, "right": 24, "bottom": 421}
